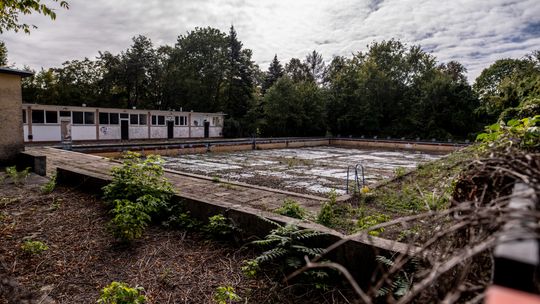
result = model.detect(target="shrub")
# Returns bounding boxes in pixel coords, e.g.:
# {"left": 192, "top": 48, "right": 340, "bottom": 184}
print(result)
{"left": 102, "top": 152, "right": 174, "bottom": 242}
{"left": 214, "top": 286, "right": 241, "bottom": 304}
{"left": 5, "top": 166, "right": 30, "bottom": 185}
{"left": 97, "top": 281, "right": 146, "bottom": 304}
{"left": 109, "top": 199, "right": 151, "bottom": 242}
{"left": 316, "top": 191, "right": 355, "bottom": 231}
{"left": 203, "top": 214, "right": 236, "bottom": 238}
{"left": 41, "top": 173, "right": 57, "bottom": 194}
{"left": 274, "top": 198, "right": 307, "bottom": 219}
{"left": 162, "top": 204, "right": 201, "bottom": 230}
{"left": 476, "top": 115, "right": 539, "bottom": 150}
{"left": 21, "top": 240, "right": 48, "bottom": 255}
{"left": 316, "top": 190, "right": 338, "bottom": 226}
{"left": 241, "top": 260, "right": 260, "bottom": 278}
{"left": 103, "top": 152, "right": 174, "bottom": 206}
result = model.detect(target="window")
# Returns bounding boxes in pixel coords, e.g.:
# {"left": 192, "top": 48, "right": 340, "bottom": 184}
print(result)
{"left": 46, "top": 111, "right": 58, "bottom": 124}
{"left": 84, "top": 112, "right": 94, "bottom": 125}
{"left": 151, "top": 115, "right": 157, "bottom": 125}
{"left": 174, "top": 116, "right": 179, "bottom": 126}
{"left": 130, "top": 114, "right": 138, "bottom": 125}
{"left": 31, "top": 110, "right": 45, "bottom": 123}
{"left": 72, "top": 111, "right": 84, "bottom": 124}
{"left": 120, "top": 113, "right": 129, "bottom": 119}
{"left": 59, "top": 111, "right": 71, "bottom": 117}
{"left": 158, "top": 115, "right": 165, "bottom": 125}
{"left": 139, "top": 114, "right": 147, "bottom": 125}
{"left": 110, "top": 113, "right": 119, "bottom": 125}
{"left": 99, "top": 112, "right": 109, "bottom": 124}
{"left": 22, "top": 110, "right": 26, "bottom": 124}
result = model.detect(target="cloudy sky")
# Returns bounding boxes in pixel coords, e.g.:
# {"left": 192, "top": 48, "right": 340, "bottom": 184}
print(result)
{"left": 2, "top": 0, "right": 540, "bottom": 81}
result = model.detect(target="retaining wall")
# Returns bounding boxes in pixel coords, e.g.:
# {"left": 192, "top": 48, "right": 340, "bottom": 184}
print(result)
{"left": 77, "top": 137, "right": 463, "bottom": 158}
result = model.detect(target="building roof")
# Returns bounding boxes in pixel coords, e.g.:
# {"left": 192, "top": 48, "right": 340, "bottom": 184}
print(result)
{"left": 22, "top": 103, "right": 227, "bottom": 116}
{"left": 0, "top": 67, "right": 34, "bottom": 77}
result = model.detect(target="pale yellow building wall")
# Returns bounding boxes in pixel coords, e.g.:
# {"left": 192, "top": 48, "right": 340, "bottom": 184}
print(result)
{"left": 0, "top": 73, "right": 24, "bottom": 163}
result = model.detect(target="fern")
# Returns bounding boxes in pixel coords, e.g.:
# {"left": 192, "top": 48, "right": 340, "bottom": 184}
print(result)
{"left": 375, "top": 255, "right": 414, "bottom": 299}
{"left": 255, "top": 248, "right": 289, "bottom": 263}
{"left": 249, "top": 218, "right": 325, "bottom": 269}
{"left": 375, "top": 255, "right": 395, "bottom": 267}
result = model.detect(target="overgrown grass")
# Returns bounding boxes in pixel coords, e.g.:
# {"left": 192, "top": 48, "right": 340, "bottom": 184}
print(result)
{"left": 370, "top": 146, "right": 481, "bottom": 213}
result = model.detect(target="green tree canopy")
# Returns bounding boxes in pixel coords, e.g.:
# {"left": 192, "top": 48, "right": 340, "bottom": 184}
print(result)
{"left": 0, "top": 0, "right": 69, "bottom": 33}
{"left": 262, "top": 55, "right": 284, "bottom": 93}
{"left": 0, "top": 41, "right": 7, "bottom": 66}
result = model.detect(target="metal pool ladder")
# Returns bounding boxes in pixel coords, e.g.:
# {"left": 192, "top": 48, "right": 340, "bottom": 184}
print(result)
{"left": 346, "top": 163, "right": 366, "bottom": 194}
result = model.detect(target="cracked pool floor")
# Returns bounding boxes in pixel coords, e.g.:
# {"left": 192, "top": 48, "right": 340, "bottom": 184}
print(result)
{"left": 163, "top": 146, "right": 443, "bottom": 196}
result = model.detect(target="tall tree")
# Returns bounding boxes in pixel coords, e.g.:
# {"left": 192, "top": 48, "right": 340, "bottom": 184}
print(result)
{"left": 474, "top": 58, "right": 538, "bottom": 120}
{"left": 165, "top": 27, "right": 228, "bottom": 112}
{"left": 285, "top": 58, "right": 313, "bottom": 83}
{"left": 305, "top": 50, "right": 325, "bottom": 84}
{"left": 222, "top": 25, "right": 256, "bottom": 136}
{"left": 0, "top": 0, "right": 69, "bottom": 33}
{"left": 262, "top": 55, "right": 283, "bottom": 93}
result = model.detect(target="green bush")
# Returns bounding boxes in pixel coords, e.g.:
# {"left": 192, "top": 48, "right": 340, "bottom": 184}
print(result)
{"left": 316, "top": 190, "right": 355, "bottom": 231}
{"left": 241, "top": 260, "right": 260, "bottom": 278}
{"left": 102, "top": 152, "right": 174, "bottom": 242}
{"left": 162, "top": 205, "right": 201, "bottom": 230}
{"left": 103, "top": 152, "right": 174, "bottom": 206}
{"left": 97, "top": 281, "right": 146, "bottom": 304}
{"left": 21, "top": 240, "right": 48, "bottom": 255}
{"left": 5, "top": 166, "right": 30, "bottom": 185}
{"left": 203, "top": 214, "right": 236, "bottom": 239}
{"left": 109, "top": 199, "right": 151, "bottom": 242}
{"left": 41, "top": 173, "right": 57, "bottom": 194}
{"left": 213, "top": 286, "right": 241, "bottom": 304}
{"left": 476, "top": 115, "right": 539, "bottom": 150}
{"left": 275, "top": 198, "right": 307, "bottom": 219}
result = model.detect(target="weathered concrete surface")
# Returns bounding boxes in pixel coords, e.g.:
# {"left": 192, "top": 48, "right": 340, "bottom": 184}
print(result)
{"left": 24, "top": 147, "right": 327, "bottom": 214}
{"left": 163, "top": 146, "right": 442, "bottom": 196}
{"left": 0, "top": 73, "right": 25, "bottom": 164}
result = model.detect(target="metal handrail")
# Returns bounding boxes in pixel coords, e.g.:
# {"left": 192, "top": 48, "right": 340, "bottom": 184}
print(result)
{"left": 346, "top": 163, "right": 365, "bottom": 194}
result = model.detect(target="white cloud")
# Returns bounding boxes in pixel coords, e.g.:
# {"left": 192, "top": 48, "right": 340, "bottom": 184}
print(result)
{"left": 1, "top": 0, "right": 539, "bottom": 81}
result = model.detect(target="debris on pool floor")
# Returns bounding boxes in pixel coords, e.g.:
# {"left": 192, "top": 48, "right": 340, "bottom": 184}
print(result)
{"left": 163, "top": 146, "right": 443, "bottom": 196}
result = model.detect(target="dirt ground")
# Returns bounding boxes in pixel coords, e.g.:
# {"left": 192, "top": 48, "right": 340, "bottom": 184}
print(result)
{"left": 0, "top": 173, "right": 354, "bottom": 304}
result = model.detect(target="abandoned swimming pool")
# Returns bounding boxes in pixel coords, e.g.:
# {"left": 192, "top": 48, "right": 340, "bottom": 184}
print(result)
{"left": 163, "top": 146, "right": 443, "bottom": 196}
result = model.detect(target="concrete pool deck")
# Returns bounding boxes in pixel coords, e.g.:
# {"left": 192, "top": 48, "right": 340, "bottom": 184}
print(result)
{"left": 24, "top": 147, "right": 328, "bottom": 214}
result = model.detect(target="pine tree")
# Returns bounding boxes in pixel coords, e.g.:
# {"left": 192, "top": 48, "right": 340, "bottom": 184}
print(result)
{"left": 262, "top": 54, "right": 284, "bottom": 93}
{"left": 222, "top": 25, "right": 255, "bottom": 136}
{"left": 305, "top": 50, "right": 325, "bottom": 84}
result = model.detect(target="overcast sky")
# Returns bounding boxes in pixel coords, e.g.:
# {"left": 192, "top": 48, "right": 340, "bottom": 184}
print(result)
{"left": 2, "top": 0, "right": 540, "bottom": 81}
